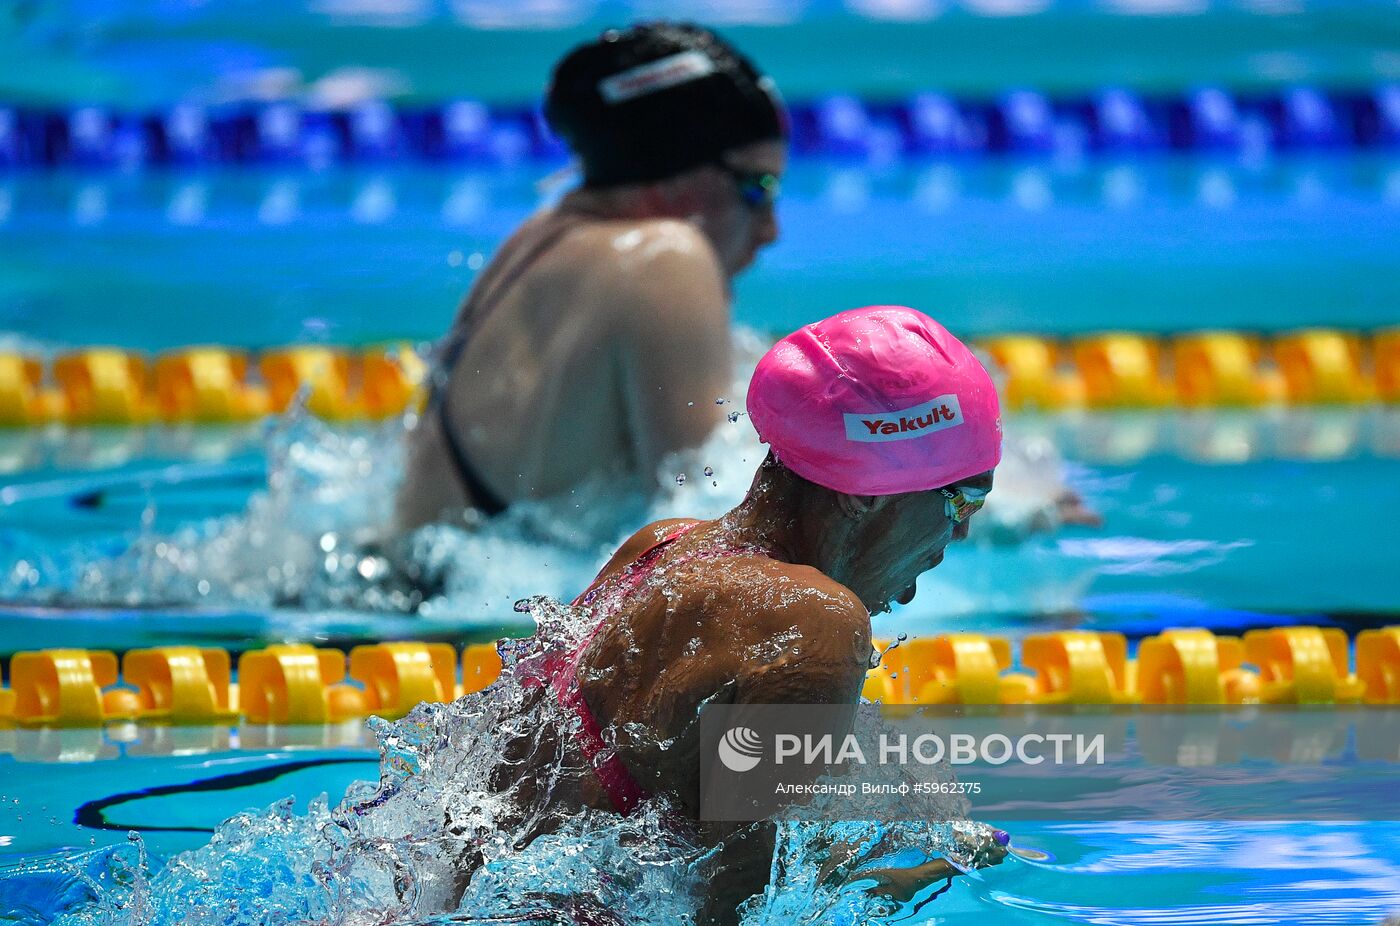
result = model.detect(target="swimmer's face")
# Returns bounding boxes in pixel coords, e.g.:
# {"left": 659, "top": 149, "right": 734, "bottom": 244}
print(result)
{"left": 674, "top": 139, "right": 787, "bottom": 278}
{"left": 848, "top": 470, "right": 994, "bottom": 614}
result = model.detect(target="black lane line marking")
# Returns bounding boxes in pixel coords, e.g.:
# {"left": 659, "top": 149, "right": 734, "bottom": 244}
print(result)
{"left": 909, "top": 876, "right": 954, "bottom": 916}
{"left": 71, "top": 470, "right": 265, "bottom": 510}
{"left": 74, "top": 757, "right": 376, "bottom": 833}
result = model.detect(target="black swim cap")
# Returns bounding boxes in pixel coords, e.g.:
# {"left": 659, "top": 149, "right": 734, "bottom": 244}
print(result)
{"left": 544, "top": 22, "right": 787, "bottom": 188}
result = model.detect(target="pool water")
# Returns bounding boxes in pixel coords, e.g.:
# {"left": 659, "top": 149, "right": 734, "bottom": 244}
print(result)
{"left": 4, "top": 154, "right": 1398, "bottom": 647}
{"left": 3, "top": 405, "right": 1398, "bottom": 653}
{"left": 5, "top": 9, "right": 1400, "bottom": 914}
{"left": 1, "top": 708, "right": 1399, "bottom": 925}
{"left": 5, "top": 0, "right": 1399, "bottom": 106}
{"left": 4, "top": 157, "right": 1399, "bottom": 349}
{"left": 0, "top": 398, "right": 1398, "bottom": 923}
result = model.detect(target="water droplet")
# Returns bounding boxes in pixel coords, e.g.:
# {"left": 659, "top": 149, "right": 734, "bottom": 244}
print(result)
{"left": 703, "top": 467, "right": 714, "bottom": 477}
{"left": 675, "top": 474, "right": 686, "bottom": 486}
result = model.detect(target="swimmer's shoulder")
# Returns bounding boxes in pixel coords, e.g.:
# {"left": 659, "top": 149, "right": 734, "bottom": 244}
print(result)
{"left": 693, "top": 557, "right": 872, "bottom": 701}
{"left": 682, "top": 553, "right": 871, "bottom": 658}
{"left": 569, "top": 216, "right": 715, "bottom": 262}
{"left": 594, "top": 518, "right": 703, "bottom": 582}
{"left": 725, "top": 557, "right": 869, "bottom": 635}
{"left": 566, "top": 218, "right": 726, "bottom": 304}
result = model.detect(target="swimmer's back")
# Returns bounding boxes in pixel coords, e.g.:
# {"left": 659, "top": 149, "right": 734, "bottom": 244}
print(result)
{"left": 573, "top": 518, "right": 873, "bottom": 812}
{"left": 397, "top": 212, "right": 732, "bottom": 529}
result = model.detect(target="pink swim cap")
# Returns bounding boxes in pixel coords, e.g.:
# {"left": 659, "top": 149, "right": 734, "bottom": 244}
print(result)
{"left": 747, "top": 306, "right": 1002, "bottom": 496}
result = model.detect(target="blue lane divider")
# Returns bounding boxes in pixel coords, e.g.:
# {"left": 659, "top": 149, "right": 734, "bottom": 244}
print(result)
{"left": 1, "top": 85, "right": 1398, "bottom": 170}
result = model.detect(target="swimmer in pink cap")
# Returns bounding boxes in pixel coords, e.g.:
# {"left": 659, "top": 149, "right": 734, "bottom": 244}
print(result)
{"left": 748, "top": 304, "right": 1002, "bottom": 497}
{"left": 477, "top": 306, "right": 1006, "bottom": 923}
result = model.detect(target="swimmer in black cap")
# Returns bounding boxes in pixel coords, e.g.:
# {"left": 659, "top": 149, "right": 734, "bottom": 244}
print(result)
{"left": 396, "top": 22, "right": 787, "bottom": 530}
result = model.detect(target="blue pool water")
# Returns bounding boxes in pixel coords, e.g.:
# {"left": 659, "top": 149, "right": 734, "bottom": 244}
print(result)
{"left": 5, "top": 0, "right": 1400, "bottom": 106}
{"left": 4, "top": 157, "right": 1399, "bottom": 349}
{"left": 0, "top": 402, "right": 1397, "bottom": 921}
{"left": 3, "top": 404, "right": 1399, "bottom": 649}
{"left": 5, "top": 6, "right": 1400, "bottom": 915}
{"left": 1, "top": 707, "right": 1399, "bottom": 924}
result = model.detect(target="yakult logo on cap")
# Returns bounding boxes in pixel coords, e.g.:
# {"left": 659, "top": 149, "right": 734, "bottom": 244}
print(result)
{"left": 844, "top": 394, "right": 964, "bottom": 443}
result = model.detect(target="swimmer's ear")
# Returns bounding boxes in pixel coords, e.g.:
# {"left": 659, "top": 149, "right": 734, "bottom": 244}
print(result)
{"left": 836, "top": 493, "right": 885, "bottom": 521}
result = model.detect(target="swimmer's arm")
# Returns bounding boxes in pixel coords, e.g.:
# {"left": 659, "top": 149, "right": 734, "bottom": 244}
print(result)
{"left": 707, "top": 582, "right": 871, "bottom": 795}
{"left": 721, "top": 585, "right": 1008, "bottom": 903}
{"left": 817, "top": 826, "right": 1009, "bottom": 904}
{"left": 681, "top": 582, "right": 869, "bottom": 820}
{"left": 694, "top": 586, "right": 872, "bottom": 922}
{"left": 844, "top": 857, "right": 963, "bottom": 902}
{"left": 613, "top": 228, "right": 732, "bottom": 477}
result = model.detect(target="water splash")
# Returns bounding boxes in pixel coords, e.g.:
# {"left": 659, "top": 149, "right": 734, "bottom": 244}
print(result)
{"left": 6, "top": 406, "right": 411, "bottom": 611}
{"left": 1, "top": 327, "right": 1088, "bottom": 626}
{"left": 36, "top": 597, "right": 694, "bottom": 924}
{"left": 23, "top": 598, "right": 1002, "bottom": 925}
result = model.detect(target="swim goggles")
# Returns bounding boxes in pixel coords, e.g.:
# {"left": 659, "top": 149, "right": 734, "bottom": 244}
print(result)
{"left": 940, "top": 485, "right": 989, "bottom": 524}
{"left": 718, "top": 163, "right": 781, "bottom": 209}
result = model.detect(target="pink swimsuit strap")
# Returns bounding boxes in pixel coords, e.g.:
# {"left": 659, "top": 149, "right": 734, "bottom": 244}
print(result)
{"left": 556, "top": 522, "right": 761, "bottom": 817}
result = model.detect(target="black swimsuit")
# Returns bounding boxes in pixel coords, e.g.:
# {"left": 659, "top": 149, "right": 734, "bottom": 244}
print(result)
{"left": 429, "top": 215, "right": 585, "bottom": 516}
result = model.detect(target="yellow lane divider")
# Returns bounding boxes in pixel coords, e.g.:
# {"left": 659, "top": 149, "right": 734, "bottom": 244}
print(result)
{"left": 260, "top": 348, "right": 358, "bottom": 421}
{"left": 1358, "top": 627, "right": 1400, "bottom": 703}
{"left": 1071, "top": 336, "right": 1173, "bottom": 408}
{"left": 3, "top": 329, "right": 1400, "bottom": 426}
{"left": 1, "top": 628, "right": 1397, "bottom": 727}
{"left": 1243, "top": 626, "right": 1367, "bottom": 704}
{"left": 862, "top": 634, "right": 1017, "bottom": 706}
{"left": 1173, "top": 333, "right": 1267, "bottom": 407}
{"left": 1377, "top": 331, "right": 1400, "bottom": 404}
{"left": 120, "top": 646, "right": 239, "bottom": 723}
{"left": 237, "top": 644, "right": 362, "bottom": 725}
{"left": 1021, "top": 631, "right": 1141, "bottom": 705}
{"left": 0, "top": 343, "right": 426, "bottom": 426}
{"left": 153, "top": 349, "right": 267, "bottom": 423}
{"left": 984, "top": 328, "right": 1398, "bottom": 410}
{"left": 0, "top": 354, "right": 53, "bottom": 425}
{"left": 348, "top": 641, "right": 457, "bottom": 720}
{"left": 1136, "top": 628, "right": 1257, "bottom": 704}
{"left": 53, "top": 350, "right": 151, "bottom": 425}
{"left": 8, "top": 649, "right": 123, "bottom": 727}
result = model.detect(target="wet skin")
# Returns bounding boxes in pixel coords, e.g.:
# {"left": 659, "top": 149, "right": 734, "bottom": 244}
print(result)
{"left": 395, "top": 142, "right": 785, "bottom": 531}
{"left": 477, "top": 457, "right": 1004, "bottom": 922}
